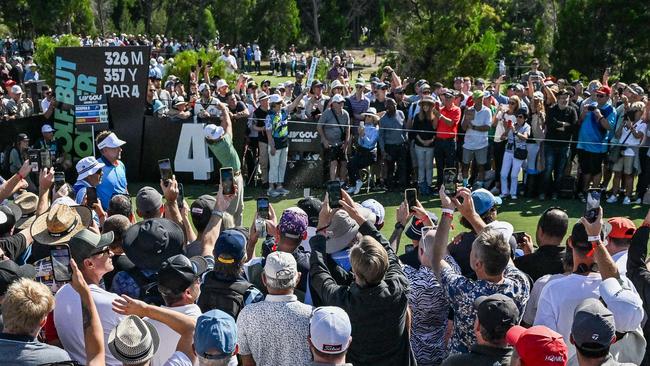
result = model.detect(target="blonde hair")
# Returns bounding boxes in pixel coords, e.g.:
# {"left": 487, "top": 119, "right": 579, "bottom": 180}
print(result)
{"left": 2, "top": 279, "right": 54, "bottom": 335}
{"left": 508, "top": 95, "right": 521, "bottom": 113}
{"left": 350, "top": 235, "right": 389, "bottom": 287}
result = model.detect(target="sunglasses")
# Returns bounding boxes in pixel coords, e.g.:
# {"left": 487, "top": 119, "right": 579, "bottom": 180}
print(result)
{"left": 596, "top": 94, "right": 606, "bottom": 98}
{"left": 91, "top": 247, "right": 111, "bottom": 258}
{"left": 516, "top": 114, "right": 525, "bottom": 118}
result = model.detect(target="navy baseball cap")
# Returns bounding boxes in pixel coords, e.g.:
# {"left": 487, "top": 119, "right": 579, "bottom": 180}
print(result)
{"left": 472, "top": 189, "right": 502, "bottom": 216}
{"left": 214, "top": 230, "right": 246, "bottom": 264}
{"left": 194, "top": 309, "right": 238, "bottom": 359}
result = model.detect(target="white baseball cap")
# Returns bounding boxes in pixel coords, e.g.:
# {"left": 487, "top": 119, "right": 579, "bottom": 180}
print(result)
{"left": 268, "top": 94, "right": 283, "bottom": 105}
{"left": 203, "top": 124, "right": 225, "bottom": 141}
{"left": 41, "top": 124, "right": 55, "bottom": 133}
{"left": 97, "top": 132, "right": 126, "bottom": 149}
{"left": 310, "top": 306, "right": 352, "bottom": 354}
{"left": 76, "top": 156, "right": 105, "bottom": 180}
{"left": 216, "top": 79, "right": 228, "bottom": 90}
{"left": 264, "top": 251, "right": 297, "bottom": 280}
{"left": 330, "top": 94, "right": 345, "bottom": 104}
{"left": 198, "top": 83, "right": 210, "bottom": 93}
{"left": 361, "top": 199, "right": 385, "bottom": 225}
{"left": 11, "top": 85, "right": 23, "bottom": 94}
{"left": 485, "top": 220, "right": 514, "bottom": 242}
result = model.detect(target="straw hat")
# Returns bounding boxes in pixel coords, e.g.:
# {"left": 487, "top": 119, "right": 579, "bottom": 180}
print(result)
{"left": 30, "top": 204, "right": 92, "bottom": 245}
{"left": 108, "top": 315, "right": 160, "bottom": 365}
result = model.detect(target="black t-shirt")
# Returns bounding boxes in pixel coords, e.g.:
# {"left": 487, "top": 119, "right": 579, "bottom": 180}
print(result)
{"left": 546, "top": 104, "right": 578, "bottom": 144}
{"left": 0, "top": 233, "right": 27, "bottom": 261}
{"left": 254, "top": 107, "right": 269, "bottom": 143}
{"left": 371, "top": 99, "right": 387, "bottom": 114}
{"left": 412, "top": 115, "right": 435, "bottom": 147}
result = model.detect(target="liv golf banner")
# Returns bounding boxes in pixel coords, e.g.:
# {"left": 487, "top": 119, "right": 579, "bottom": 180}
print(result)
{"left": 53, "top": 46, "right": 149, "bottom": 174}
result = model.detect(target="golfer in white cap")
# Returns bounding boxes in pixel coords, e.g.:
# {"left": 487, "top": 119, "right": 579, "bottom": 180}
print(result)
{"left": 95, "top": 130, "right": 128, "bottom": 208}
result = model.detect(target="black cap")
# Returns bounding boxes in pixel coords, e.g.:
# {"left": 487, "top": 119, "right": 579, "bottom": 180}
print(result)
{"left": 158, "top": 254, "right": 209, "bottom": 294}
{"left": 190, "top": 195, "right": 216, "bottom": 231}
{"left": 123, "top": 218, "right": 184, "bottom": 270}
{"left": 474, "top": 294, "right": 520, "bottom": 334}
{"left": 405, "top": 213, "right": 438, "bottom": 241}
{"left": 69, "top": 229, "right": 115, "bottom": 265}
{"left": 0, "top": 260, "right": 36, "bottom": 295}
{"left": 297, "top": 197, "right": 322, "bottom": 228}
{"left": 0, "top": 204, "right": 20, "bottom": 235}
{"left": 16, "top": 133, "right": 29, "bottom": 142}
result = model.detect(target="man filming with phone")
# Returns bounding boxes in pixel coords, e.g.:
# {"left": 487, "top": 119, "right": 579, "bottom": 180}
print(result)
{"left": 73, "top": 156, "right": 106, "bottom": 226}
{"left": 204, "top": 100, "right": 244, "bottom": 226}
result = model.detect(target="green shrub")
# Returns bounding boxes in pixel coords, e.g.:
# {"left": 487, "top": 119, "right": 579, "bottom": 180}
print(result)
{"left": 33, "top": 35, "right": 81, "bottom": 85}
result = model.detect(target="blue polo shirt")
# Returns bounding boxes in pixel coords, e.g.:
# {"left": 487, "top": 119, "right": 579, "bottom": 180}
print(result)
{"left": 96, "top": 156, "right": 128, "bottom": 208}
{"left": 577, "top": 103, "right": 616, "bottom": 153}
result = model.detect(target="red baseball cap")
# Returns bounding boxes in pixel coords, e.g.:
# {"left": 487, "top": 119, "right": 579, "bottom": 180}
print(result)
{"left": 607, "top": 217, "right": 636, "bottom": 239}
{"left": 597, "top": 86, "right": 611, "bottom": 95}
{"left": 4, "top": 79, "right": 16, "bottom": 88}
{"left": 506, "top": 325, "right": 568, "bottom": 366}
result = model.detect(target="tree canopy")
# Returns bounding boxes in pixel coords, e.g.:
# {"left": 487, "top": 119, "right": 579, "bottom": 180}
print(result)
{"left": 1, "top": 0, "right": 649, "bottom": 85}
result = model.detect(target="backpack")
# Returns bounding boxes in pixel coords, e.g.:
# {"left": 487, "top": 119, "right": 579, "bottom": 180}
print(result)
{"left": 126, "top": 267, "right": 165, "bottom": 306}
{"left": 558, "top": 175, "right": 577, "bottom": 199}
{"left": 198, "top": 273, "right": 253, "bottom": 319}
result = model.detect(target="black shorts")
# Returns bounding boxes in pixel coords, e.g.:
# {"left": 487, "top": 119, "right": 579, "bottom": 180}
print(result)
{"left": 324, "top": 145, "right": 348, "bottom": 162}
{"left": 578, "top": 150, "right": 604, "bottom": 175}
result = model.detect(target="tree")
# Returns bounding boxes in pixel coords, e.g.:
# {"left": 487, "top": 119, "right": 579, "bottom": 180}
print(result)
{"left": 252, "top": 0, "right": 300, "bottom": 51}
{"left": 211, "top": 0, "right": 255, "bottom": 46}
{"left": 197, "top": 8, "right": 217, "bottom": 44}
{"left": 33, "top": 34, "right": 82, "bottom": 85}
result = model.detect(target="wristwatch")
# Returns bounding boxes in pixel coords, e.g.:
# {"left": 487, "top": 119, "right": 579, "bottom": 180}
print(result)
{"left": 211, "top": 209, "right": 224, "bottom": 218}
{"left": 394, "top": 222, "right": 405, "bottom": 230}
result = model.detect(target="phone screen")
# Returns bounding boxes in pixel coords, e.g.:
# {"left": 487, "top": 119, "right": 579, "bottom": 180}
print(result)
{"left": 221, "top": 168, "right": 234, "bottom": 195}
{"left": 257, "top": 197, "right": 270, "bottom": 219}
{"left": 86, "top": 187, "right": 97, "bottom": 207}
{"left": 405, "top": 188, "right": 417, "bottom": 209}
{"left": 51, "top": 246, "right": 72, "bottom": 282}
{"left": 327, "top": 180, "right": 342, "bottom": 208}
{"left": 158, "top": 159, "right": 173, "bottom": 184}
{"left": 177, "top": 183, "right": 184, "bottom": 209}
{"left": 443, "top": 168, "right": 457, "bottom": 196}
{"left": 585, "top": 189, "right": 602, "bottom": 223}
{"left": 29, "top": 150, "right": 40, "bottom": 173}
{"left": 513, "top": 231, "right": 526, "bottom": 244}
{"left": 40, "top": 150, "right": 52, "bottom": 169}
{"left": 54, "top": 171, "right": 65, "bottom": 191}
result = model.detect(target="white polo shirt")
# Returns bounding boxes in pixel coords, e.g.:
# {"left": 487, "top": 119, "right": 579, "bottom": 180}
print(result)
{"left": 148, "top": 304, "right": 202, "bottom": 366}
{"left": 463, "top": 105, "right": 492, "bottom": 151}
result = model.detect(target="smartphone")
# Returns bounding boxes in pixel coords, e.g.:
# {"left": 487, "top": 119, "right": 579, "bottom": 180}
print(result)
{"left": 54, "top": 171, "right": 65, "bottom": 191}
{"left": 303, "top": 188, "right": 311, "bottom": 198}
{"left": 443, "top": 168, "right": 457, "bottom": 196}
{"left": 513, "top": 231, "right": 526, "bottom": 245}
{"left": 257, "top": 197, "right": 270, "bottom": 219}
{"left": 158, "top": 159, "right": 173, "bottom": 186}
{"left": 50, "top": 245, "right": 72, "bottom": 282}
{"left": 585, "top": 188, "right": 602, "bottom": 223}
{"left": 28, "top": 149, "right": 40, "bottom": 173}
{"left": 39, "top": 150, "right": 52, "bottom": 170}
{"left": 86, "top": 186, "right": 98, "bottom": 207}
{"left": 587, "top": 105, "right": 596, "bottom": 112}
{"left": 220, "top": 167, "right": 235, "bottom": 195}
{"left": 177, "top": 183, "right": 184, "bottom": 209}
{"left": 405, "top": 188, "right": 417, "bottom": 209}
{"left": 327, "top": 180, "right": 342, "bottom": 209}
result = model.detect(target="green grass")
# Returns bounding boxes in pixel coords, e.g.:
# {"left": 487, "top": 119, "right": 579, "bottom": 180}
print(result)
{"left": 131, "top": 183, "right": 649, "bottom": 255}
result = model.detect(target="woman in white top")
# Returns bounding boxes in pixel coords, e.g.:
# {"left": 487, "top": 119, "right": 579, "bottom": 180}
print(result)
{"left": 607, "top": 102, "right": 647, "bottom": 205}
{"left": 493, "top": 95, "right": 522, "bottom": 194}
{"left": 500, "top": 108, "right": 530, "bottom": 199}
{"left": 527, "top": 90, "right": 546, "bottom": 192}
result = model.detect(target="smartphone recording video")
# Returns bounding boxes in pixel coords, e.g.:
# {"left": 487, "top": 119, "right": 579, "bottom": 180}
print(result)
{"left": 405, "top": 188, "right": 417, "bottom": 209}
{"left": 585, "top": 188, "right": 602, "bottom": 223}
{"left": 50, "top": 245, "right": 72, "bottom": 282}
{"left": 39, "top": 150, "right": 52, "bottom": 170}
{"left": 158, "top": 159, "right": 173, "bottom": 186}
{"left": 257, "top": 197, "right": 270, "bottom": 219}
{"left": 221, "top": 167, "right": 235, "bottom": 195}
{"left": 29, "top": 149, "right": 40, "bottom": 173}
{"left": 85, "top": 186, "right": 98, "bottom": 207}
{"left": 327, "top": 180, "right": 342, "bottom": 209}
{"left": 443, "top": 168, "right": 457, "bottom": 196}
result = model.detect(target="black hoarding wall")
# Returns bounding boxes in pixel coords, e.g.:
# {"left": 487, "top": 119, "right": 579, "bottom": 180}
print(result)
{"left": 53, "top": 46, "right": 150, "bottom": 180}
